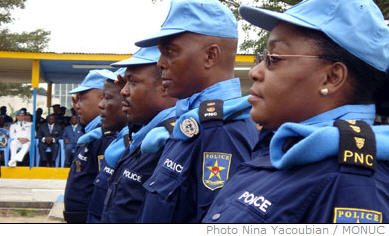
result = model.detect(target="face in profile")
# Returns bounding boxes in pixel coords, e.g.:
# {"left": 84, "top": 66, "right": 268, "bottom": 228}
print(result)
{"left": 120, "top": 65, "right": 163, "bottom": 125}
{"left": 157, "top": 33, "right": 207, "bottom": 99}
{"left": 99, "top": 81, "right": 127, "bottom": 131}
{"left": 248, "top": 22, "right": 330, "bottom": 130}
{"left": 76, "top": 89, "right": 103, "bottom": 125}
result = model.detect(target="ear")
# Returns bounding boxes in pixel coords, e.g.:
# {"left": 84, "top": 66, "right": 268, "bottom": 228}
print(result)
{"left": 204, "top": 44, "right": 221, "bottom": 69}
{"left": 321, "top": 62, "right": 349, "bottom": 95}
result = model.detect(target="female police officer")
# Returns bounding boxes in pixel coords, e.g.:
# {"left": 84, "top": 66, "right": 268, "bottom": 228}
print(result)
{"left": 203, "top": 0, "right": 389, "bottom": 223}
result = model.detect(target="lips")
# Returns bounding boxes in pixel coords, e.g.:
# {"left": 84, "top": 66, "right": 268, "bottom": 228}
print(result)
{"left": 248, "top": 88, "right": 263, "bottom": 104}
{"left": 121, "top": 101, "right": 132, "bottom": 113}
{"left": 162, "top": 78, "right": 172, "bottom": 88}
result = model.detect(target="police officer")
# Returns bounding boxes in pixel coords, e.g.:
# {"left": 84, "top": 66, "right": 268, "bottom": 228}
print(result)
{"left": 100, "top": 46, "right": 177, "bottom": 223}
{"left": 86, "top": 68, "right": 128, "bottom": 223}
{"left": 135, "top": 0, "right": 258, "bottom": 223}
{"left": 64, "top": 70, "right": 118, "bottom": 223}
{"left": 203, "top": 0, "right": 389, "bottom": 223}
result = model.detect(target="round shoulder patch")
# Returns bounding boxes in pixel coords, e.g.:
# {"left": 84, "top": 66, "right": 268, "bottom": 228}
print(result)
{"left": 180, "top": 117, "right": 199, "bottom": 138}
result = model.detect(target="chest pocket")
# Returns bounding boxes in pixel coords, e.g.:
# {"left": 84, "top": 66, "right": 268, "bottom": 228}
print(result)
{"left": 94, "top": 165, "right": 113, "bottom": 188}
{"left": 143, "top": 168, "right": 184, "bottom": 201}
{"left": 140, "top": 168, "right": 187, "bottom": 223}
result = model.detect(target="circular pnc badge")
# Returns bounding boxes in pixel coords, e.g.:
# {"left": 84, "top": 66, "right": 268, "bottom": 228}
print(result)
{"left": 180, "top": 117, "right": 199, "bottom": 138}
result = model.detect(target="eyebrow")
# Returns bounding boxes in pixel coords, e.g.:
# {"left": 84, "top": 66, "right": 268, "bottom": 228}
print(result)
{"left": 267, "top": 39, "right": 291, "bottom": 49}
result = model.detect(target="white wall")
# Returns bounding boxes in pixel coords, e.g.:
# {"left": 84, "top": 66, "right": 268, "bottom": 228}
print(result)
{"left": 0, "top": 95, "right": 60, "bottom": 117}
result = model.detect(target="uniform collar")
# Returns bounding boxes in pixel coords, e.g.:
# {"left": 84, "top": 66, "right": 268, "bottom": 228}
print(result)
{"left": 175, "top": 78, "right": 242, "bottom": 117}
{"left": 245, "top": 129, "right": 275, "bottom": 169}
{"left": 130, "top": 106, "right": 176, "bottom": 154}
{"left": 301, "top": 104, "right": 376, "bottom": 127}
{"left": 248, "top": 105, "right": 376, "bottom": 169}
{"left": 269, "top": 104, "right": 378, "bottom": 169}
{"left": 85, "top": 115, "right": 101, "bottom": 133}
{"left": 104, "top": 125, "right": 129, "bottom": 168}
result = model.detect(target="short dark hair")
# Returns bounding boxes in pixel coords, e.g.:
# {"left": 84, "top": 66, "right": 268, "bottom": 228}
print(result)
{"left": 293, "top": 25, "right": 388, "bottom": 105}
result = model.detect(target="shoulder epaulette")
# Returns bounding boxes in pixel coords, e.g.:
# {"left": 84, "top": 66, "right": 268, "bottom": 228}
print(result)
{"left": 334, "top": 120, "right": 376, "bottom": 171}
{"left": 199, "top": 99, "right": 223, "bottom": 123}
{"left": 159, "top": 117, "right": 176, "bottom": 134}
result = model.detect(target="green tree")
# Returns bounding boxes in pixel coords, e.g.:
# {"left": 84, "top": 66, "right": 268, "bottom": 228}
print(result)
{"left": 0, "top": 0, "right": 50, "bottom": 52}
{"left": 0, "top": 0, "right": 50, "bottom": 99}
{"left": 0, "top": 82, "right": 47, "bottom": 100}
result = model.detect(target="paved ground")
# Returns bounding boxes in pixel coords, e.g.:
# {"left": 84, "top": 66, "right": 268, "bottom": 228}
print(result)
{"left": 0, "top": 179, "right": 66, "bottom": 223}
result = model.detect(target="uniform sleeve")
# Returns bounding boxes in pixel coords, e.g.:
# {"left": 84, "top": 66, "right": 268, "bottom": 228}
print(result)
{"left": 195, "top": 119, "right": 257, "bottom": 217}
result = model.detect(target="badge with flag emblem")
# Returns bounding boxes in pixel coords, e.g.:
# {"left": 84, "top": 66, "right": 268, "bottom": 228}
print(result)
{"left": 202, "top": 152, "right": 232, "bottom": 191}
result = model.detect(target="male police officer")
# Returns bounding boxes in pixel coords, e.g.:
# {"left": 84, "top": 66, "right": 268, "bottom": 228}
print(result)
{"left": 100, "top": 46, "right": 177, "bottom": 223}
{"left": 86, "top": 68, "right": 129, "bottom": 223}
{"left": 135, "top": 0, "right": 258, "bottom": 223}
{"left": 64, "top": 70, "right": 118, "bottom": 223}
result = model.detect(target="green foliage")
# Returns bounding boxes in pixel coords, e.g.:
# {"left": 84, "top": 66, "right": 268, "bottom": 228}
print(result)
{"left": 0, "top": 0, "right": 50, "bottom": 52}
{"left": 0, "top": 0, "right": 25, "bottom": 26}
{"left": 0, "top": 0, "right": 50, "bottom": 99}
{"left": 0, "top": 83, "right": 46, "bottom": 99}
{"left": 0, "top": 28, "right": 50, "bottom": 52}
{"left": 0, "top": 83, "right": 32, "bottom": 99}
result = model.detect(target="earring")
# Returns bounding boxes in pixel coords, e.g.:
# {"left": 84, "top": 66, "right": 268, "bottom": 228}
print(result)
{"left": 320, "top": 88, "right": 329, "bottom": 96}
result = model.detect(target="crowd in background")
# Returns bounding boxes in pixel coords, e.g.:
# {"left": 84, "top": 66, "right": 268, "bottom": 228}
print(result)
{"left": 0, "top": 105, "right": 83, "bottom": 167}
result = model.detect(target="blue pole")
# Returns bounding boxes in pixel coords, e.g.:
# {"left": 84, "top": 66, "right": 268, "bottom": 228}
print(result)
{"left": 30, "top": 88, "right": 37, "bottom": 169}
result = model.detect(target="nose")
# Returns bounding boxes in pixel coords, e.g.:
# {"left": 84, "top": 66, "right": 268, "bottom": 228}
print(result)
{"left": 248, "top": 63, "right": 265, "bottom": 83}
{"left": 120, "top": 82, "right": 130, "bottom": 97}
{"left": 157, "top": 55, "right": 168, "bottom": 72}
{"left": 98, "top": 97, "right": 104, "bottom": 110}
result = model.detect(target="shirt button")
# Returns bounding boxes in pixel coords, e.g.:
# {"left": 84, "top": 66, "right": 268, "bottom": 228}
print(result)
{"left": 212, "top": 213, "right": 221, "bottom": 221}
{"left": 149, "top": 181, "right": 155, "bottom": 186}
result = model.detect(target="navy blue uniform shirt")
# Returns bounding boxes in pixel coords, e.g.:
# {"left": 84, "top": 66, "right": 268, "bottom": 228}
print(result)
{"left": 101, "top": 108, "right": 176, "bottom": 223}
{"left": 86, "top": 126, "right": 129, "bottom": 223}
{"left": 101, "top": 148, "right": 163, "bottom": 223}
{"left": 203, "top": 105, "right": 389, "bottom": 223}
{"left": 64, "top": 127, "right": 115, "bottom": 223}
{"left": 137, "top": 79, "right": 258, "bottom": 223}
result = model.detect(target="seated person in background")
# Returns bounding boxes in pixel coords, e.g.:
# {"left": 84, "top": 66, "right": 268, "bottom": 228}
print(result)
{"left": 24, "top": 113, "right": 33, "bottom": 123}
{"left": 0, "top": 115, "right": 11, "bottom": 130}
{"left": 8, "top": 110, "right": 31, "bottom": 167}
{"left": 62, "top": 115, "right": 84, "bottom": 167}
{"left": 52, "top": 104, "right": 66, "bottom": 128}
{"left": 35, "top": 108, "right": 46, "bottom": 132}
{"left": 0, "top": 106, "right": 13, "bottom": 124}
{"left": 37, "top": 114, "right": 62, "bottom": 167}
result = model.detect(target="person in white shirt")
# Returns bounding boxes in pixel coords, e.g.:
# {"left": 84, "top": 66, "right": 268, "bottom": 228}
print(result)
{"left": 8, "top": 110, "right": 31, "bottom": 167}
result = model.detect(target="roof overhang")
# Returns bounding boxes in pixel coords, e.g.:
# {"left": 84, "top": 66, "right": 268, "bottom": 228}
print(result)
{"left": 0, "top": 51, "right": 255, "bottom": 90}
